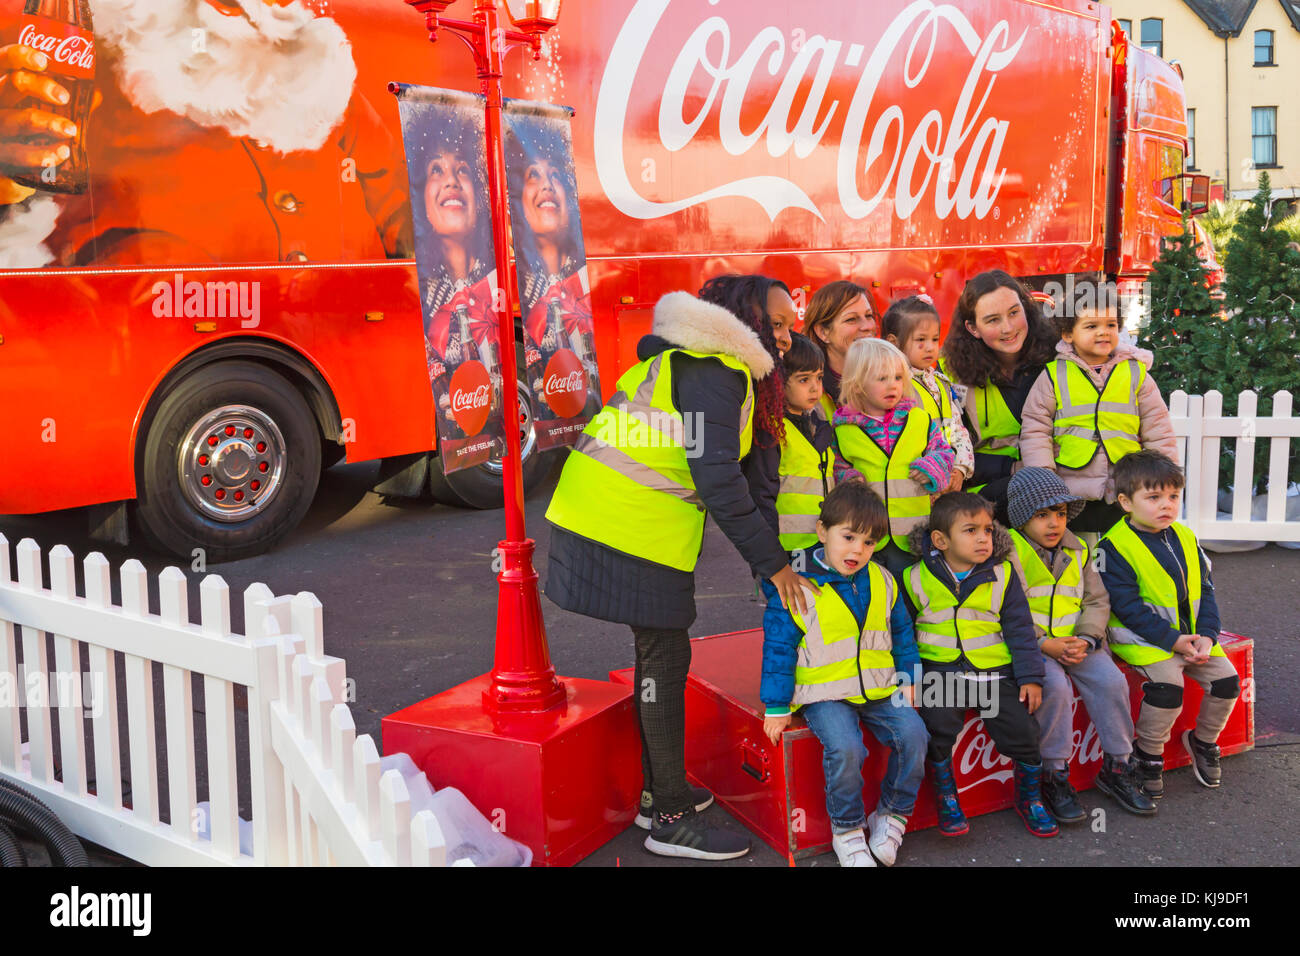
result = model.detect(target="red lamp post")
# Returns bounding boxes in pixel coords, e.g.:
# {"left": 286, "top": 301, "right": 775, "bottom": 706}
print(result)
{"left": 404, "top": 0, "right": 565, "bottom": 714}
{"left": 387, "top": 0, "right": 638, "bottom": 866}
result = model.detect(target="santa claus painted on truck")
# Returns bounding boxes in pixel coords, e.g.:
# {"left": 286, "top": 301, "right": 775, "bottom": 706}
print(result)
{"left": 0, "top": 0, "right": 412, "bottom": 267}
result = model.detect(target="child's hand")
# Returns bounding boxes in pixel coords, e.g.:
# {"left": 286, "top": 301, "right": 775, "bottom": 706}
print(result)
{"left": 1191, "top": 636, "right": 1213, "bottom": 664}
{"left": 908, "top": 468, "right": 929, "bottom": 487}
{"left": 946, "top": 470, "right": 965, "bottom": 493}
{"left": 1173, "top": 633, "right": 1201, "bottom": 661}
{"left": 1041, "top": 637, "right": 1068, "bottom": 662}
{"left": 898, "top": 683, "right": 916, "bottom": 708}
{"left": 764, "top": 713, "right": 791, "bottom": 744}
{"left": 1060, "top": 637, "right": 1089, "bottom": 665}
{"left": 1020, "top": 682, "right": 1042, "bottom": 714}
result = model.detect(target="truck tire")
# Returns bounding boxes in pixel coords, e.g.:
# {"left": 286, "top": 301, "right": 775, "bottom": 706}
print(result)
{"left": 429, "top": 345, "right": 561, "bottom": 509}
{"left": 134, "top": 361, "right": 321, "bottom": 562}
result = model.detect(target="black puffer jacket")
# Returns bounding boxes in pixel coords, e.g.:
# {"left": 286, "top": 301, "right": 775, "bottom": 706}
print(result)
{"left": 544, "top": 292, "right": 790, "bottom": 631}
{"left": 900, "top": 520, "right": 1045, "bottom": 688}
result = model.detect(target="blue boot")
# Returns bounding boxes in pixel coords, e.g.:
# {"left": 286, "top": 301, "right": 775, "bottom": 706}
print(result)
{"left": 928, "top": 758, "right": 969, "bottom": 836}
{"left": 1013, "top": 761, "right": 1060, "bottom": 838}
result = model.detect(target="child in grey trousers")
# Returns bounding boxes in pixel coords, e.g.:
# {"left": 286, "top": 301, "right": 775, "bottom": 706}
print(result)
{"left": 1005, "top": 468, "right": 1156, "bottom": 820}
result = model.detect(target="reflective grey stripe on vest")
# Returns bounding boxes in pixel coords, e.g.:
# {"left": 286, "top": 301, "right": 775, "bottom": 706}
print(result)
{"left": 869, "top": 478, "right": 924, "bottom": 497}
{"left": 1110, "top": 597, "right": 1201, "bottom": 648}
{"left": 791, "top": 670, "right": 896, "bottom": 706}
{"left": 983, "top": 435, "right": 1020, "bottom": 450}
{"left": 1055, "top": 360, "right": 1139, "bottom": 432}
{"left": 1052, "top": 425, "right": 1097, "bottom": 440}
{"left": 779, "top": 513, "right": 818, "bottom": 535}
{"left": 571, "top": 433, "right": 704, "bottom": 508}
{"left": 779, "top": 475, "right": 825, "bottom": 497}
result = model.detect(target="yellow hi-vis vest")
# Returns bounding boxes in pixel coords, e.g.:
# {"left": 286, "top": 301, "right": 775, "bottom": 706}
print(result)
{"left": 966, "top": 379, "right": 1021, "bottom": 494}
{"left": 1009, "top": 529, "right": 1086, "bottom": 639}
{"left": 903, "top": 560, "right": 1015, "bottom": 669}
{"left": 1100, "top": 519, "right": 1227, "bottom": 666}
{"left": 911, "top": 375, "right": 955, "bottom": 445}
{"left": 1046, "top": 358, "right": 1145, "bottom": 468}
{"left": 816, "top": 391, "right": 836, "bottom": 422}
{"left": 545, "top": 347, "right": 755, "bottom": 572}
{"left": 776, "top": 424, "right": 834, "bottom": 551}
{"left": 834, "top": 408, "right": 930, "bottom": 551}
{"left": 790, "top": 562, "right": 897, "bottom": 707}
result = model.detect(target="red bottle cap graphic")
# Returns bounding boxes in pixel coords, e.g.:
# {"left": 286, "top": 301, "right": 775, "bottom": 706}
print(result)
{"left": 542, "top": 349, "right": 588, "bottom": 419}
{"left": 448, "top": 360, "right": 493, "bottom": 436}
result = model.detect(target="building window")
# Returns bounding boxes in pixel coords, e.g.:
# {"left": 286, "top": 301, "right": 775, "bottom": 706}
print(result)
{"left": 1140, "top": 18, "right": 1163, "bottom": 58}
{"left": 1118, "top": 19, "right": 1132, "bottom": 39}
{"left": 1187, "top": 109, "right": 1196, "bottom": 169}
{"left": 1255, "top": 30, "right": 1275, "bottom": 65}
{"left": 1253, "top": 107, "right": 1277, "bottom": 167}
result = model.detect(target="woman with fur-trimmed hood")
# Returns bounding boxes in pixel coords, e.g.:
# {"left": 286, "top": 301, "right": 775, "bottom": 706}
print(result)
{"left": 545, "top": 275, "right": 816, "bottom": 862}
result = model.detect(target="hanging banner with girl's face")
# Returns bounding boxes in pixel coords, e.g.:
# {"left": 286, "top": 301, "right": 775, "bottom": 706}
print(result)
{"left": 394, "top": 85, "right": 508, "bottom": 474}
{"left": 503, "top": 100, "right": 601, "bottom": 451}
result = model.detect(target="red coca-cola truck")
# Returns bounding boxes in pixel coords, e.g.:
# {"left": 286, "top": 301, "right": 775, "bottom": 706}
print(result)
{"left": 0, "top": 0, "right": 1207, "bottom": 560}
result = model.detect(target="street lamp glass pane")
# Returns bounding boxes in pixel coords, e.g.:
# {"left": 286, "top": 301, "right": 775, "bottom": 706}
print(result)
{"left": 503, "top": 0, "right": 562, "bottom": 26}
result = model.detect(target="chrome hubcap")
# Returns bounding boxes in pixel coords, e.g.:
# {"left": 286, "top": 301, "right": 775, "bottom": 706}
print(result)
{"left": 178, "top": 405, "right": 287, "bottom": 522}
{"left": 483, "top": 381, "right": 538, "bottom": 477}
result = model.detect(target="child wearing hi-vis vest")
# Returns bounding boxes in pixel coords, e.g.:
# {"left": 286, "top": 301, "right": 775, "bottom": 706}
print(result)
{"left": 760, "top": 481, "right": 929, "bottom": 868}
{"left": 1004, "top": 468, "right": 1157, "bottom": 821}
{"left": 901, "top": 492, "right": 1059, "bottom": 839}
{"left": 881, "top": 295, "right": 974, "bottom": 495}
{"left": 744, "top": 332, "right": 835, "bottom": 557}
{"left": 1020, "top": 277, "right": 1178, "bottom": 533}
{"left": 831, "top": 338, "right": 954, "bottom": 581}
{"left": 1097, "top": 451, "right": 1241, "bottom": 800}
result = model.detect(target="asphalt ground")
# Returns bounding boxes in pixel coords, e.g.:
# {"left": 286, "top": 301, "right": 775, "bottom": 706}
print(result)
{"left": 2, "top": 458, "right": 1297, "bottom": 868}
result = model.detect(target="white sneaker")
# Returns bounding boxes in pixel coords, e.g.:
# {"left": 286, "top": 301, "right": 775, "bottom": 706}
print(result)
{"left": 831, "top": 828, "right": 876, "bottom": 867}
{"left": 867, "top": 810, "right": 907, "bottom": 866}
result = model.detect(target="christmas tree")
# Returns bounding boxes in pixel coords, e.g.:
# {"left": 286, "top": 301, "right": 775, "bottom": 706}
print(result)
{"left": 1139, "top": 213, "right": 1221, "bottom": 400}
{"left": 1220, "top": 172, "right": 1300, "bottom": 493}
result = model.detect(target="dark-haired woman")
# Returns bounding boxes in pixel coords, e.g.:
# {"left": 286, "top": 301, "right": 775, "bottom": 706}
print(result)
{"left": 545, "top": 274, "right": 817, "bottom": 861}
{"left": 940, "top": 270, "right": 1058, "bottom": 522}
{"left": 803, "top": 280, "right": 878, "bottom": 415}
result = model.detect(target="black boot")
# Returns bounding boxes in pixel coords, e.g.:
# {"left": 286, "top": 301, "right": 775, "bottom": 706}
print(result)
{"left": 1094, "top": 755, "right": 1158, "bottom": 816}
{"left": 1041, "top": 767, "right": 1086, "bottom": 824}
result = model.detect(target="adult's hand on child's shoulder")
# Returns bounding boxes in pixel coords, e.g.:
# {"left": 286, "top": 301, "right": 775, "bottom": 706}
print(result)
{"left": 770, "top": 565, "right": 820, "bottom": 616}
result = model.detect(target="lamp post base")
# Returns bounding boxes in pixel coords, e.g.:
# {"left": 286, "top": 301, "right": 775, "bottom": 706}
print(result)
{"left": 383, "top": 673, "right": 641, "bottom": 866}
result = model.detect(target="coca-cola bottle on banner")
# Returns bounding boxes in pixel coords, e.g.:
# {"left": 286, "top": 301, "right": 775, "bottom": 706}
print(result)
{"left": 454, "top": 304, "right": 480, "bottom": 364}
{"left": 479, "top": 328, "right": 503, "bottom": 413}
{"left": 11, "top": 0, "right": 96, "bottom": 195}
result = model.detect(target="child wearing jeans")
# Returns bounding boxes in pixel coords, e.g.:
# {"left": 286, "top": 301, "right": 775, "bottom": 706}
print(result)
{"left": 901, "top": 492, "right": 1059, "bottom": 838}
{"left": 832, "top": 337, "right": 954, "bottom": 580}
{"left": 760, "top": 482, "right": 929, "bottom": 867}
{"left": 1019, "top": 277, "right": 1178, "bottom": 533}
{"left": 1097, "top": 451, "right": 1241, "bottom": 798}
{"left": 745, "top": 332, "right": 836, "bottom": 555}
{"left": 882, "top": 295, "right": 974, "bottom": 494}
{"left": 1005, "top": 467, "right": 1156, "bottom": 819}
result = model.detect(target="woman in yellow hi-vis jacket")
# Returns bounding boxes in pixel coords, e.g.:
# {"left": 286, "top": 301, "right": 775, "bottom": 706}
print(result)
{"left": 545, "top": 274, "right": 817, "bottom": 861}
{"left": 939, "top": 270, "right": 1059, "bottom": 524}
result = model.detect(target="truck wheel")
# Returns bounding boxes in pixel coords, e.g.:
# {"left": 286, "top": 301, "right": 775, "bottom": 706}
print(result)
{"left": 134, "top": 361, "right": 321, "bottom": 562}
{"left": 429, "top": 346, "right": 560, "bottom": 509}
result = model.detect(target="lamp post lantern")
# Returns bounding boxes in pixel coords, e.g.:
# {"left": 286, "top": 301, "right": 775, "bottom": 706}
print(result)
{"left": 403, "top": 0, "right": 565, "bottom": 714}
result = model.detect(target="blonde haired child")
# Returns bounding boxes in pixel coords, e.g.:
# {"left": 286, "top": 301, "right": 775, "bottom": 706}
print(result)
{"left": 832, "top": 337, "right": 954, "bottom": 579}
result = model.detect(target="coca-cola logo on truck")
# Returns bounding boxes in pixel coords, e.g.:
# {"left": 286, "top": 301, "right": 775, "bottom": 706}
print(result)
{"left": 595, "top": 0, "right": 1028, "bottom": 225}
{"left": 18, "top": 17, "right": 95, "bottom": 80}
{"left": 448, "top": 361, "right": 493, "bottom": 436}
{"left": 542, "top": 349, "right": 588, "bottom": 419}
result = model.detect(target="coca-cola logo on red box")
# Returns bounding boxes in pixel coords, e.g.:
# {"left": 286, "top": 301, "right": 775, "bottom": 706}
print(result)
{"left": 448, "top": 361, "right": 493, "bottom": 436}
{"left": 18, "top": 16, "right": 95, "bottom": 81}
{"left": 542, "top": 349, "right": 588, "bottom": 419}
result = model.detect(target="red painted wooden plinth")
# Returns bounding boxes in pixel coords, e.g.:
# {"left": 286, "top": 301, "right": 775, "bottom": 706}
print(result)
{"left": 383, "top": 674, "right": 641, "bottom": 867}
{"left": 613, "top": 629, "right": 1255, "bottom": 862}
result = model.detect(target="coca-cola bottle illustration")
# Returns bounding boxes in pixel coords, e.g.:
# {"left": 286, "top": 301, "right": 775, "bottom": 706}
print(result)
{"left": 11, "top": 0, "right": 96, "bottom": 195}
{"left": 454, "top": 304, "right": 480, "bottom": 364}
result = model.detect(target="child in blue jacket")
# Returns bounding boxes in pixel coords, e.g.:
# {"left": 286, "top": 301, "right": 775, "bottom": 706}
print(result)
{"left": 761, "top": 481, "right": 929, "bottom": 867}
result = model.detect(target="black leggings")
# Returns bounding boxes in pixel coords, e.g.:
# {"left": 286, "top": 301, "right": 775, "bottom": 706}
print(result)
{"left": 632, "top": 626, "right": 694, "bottom": 816}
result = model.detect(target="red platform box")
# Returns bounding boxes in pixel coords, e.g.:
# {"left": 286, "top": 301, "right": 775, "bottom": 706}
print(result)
{"left": 613, "top": 629, "right": 1254, "bottom": 862}
{"left": 384, "top": 675, "right": 642, "bottom": 867}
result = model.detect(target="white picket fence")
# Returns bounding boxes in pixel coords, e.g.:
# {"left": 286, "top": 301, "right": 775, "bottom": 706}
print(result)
{"left": 1170, "top": 389, "right": 1300, "bottom": 542}
{"left": 0, "top": 535, "right": 452, "bottom": 866}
